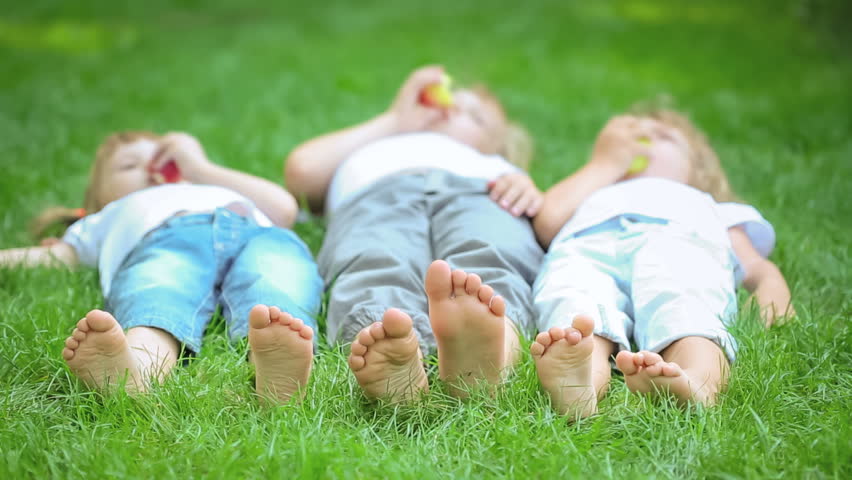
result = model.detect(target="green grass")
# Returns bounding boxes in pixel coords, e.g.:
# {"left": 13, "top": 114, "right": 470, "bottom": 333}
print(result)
{"left": 2, "top": 0, "right": 851, "bottom": 477}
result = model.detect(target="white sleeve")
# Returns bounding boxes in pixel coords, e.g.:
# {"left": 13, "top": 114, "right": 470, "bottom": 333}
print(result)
{"left": 61, "top": 212, "right": 109, "bottom": 267}
{"left": 718, "top": 203, "right": 776, "bottom": 258}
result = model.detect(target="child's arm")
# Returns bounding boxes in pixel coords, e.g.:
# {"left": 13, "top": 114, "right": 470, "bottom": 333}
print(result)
{"left": 533, "top": 163, "right": 624, "bottom": 248}
{"left": 285, "top": 113, "right": 400, "bottom": 213}
{"left": 0, "top": 242, "right": 78, "bottom": 268}
{"left": 153, "top": 133, "right": 299, "bottom": 228}
{"left": 729, "top": 227, "right": 794, "bottom": 327}
{"left": 534, "top": 116, "right": 656, "bottom": 249}
{"left": 285, "top": 66, "right": 447, "bottom": 213}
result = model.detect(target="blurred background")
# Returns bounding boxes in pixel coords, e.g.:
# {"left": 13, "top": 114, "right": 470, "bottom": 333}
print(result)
{"left": 1, "top": 0, "right": 850, "bottom": 221}
{"left": 1, "top": 0, "right": 850, "bottom": 286}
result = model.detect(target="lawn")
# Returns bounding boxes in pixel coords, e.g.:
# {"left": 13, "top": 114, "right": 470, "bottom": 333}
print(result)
{"left": 1, "top": 0, "right": 850, "bottom": 478}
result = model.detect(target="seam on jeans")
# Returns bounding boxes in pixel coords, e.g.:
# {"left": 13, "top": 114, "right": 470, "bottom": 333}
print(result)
{"left": 191, "top": 290, "right": 216, "bottom": 339}
{"left": 220, "top": 286, "right": 237, "bottom": 325}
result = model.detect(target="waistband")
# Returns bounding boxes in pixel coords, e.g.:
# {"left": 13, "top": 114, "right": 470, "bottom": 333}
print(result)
{"left": 158, "top": 206, "right": 257, "bottom": 230}
{"left": 569, "top": 213, "right": 669, "bottom": 239}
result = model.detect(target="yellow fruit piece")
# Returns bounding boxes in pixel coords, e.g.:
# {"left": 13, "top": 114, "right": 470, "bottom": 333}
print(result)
{"left": 627, "top": 155, "right": 649, "bottom": 174}
{"left": 628, "top": 137, "right": 651, "bottom": 174}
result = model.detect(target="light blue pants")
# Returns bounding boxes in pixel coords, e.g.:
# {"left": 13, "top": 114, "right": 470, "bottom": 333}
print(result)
{"left": 106, "top": 208, "right": 323, "bottom": 352}
{"left": 534, "top": 214, "right": 738, "bottom": 363}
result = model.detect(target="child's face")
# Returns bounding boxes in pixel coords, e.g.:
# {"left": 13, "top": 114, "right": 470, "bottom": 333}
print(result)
{"left": 95, "top": 139, "right": 160, "bottom": 206}
{"left": 429, "top": 90, "right": 507, "bottom": 155}
{"left": 629, "top": 117, "right": 691, "bottom": 183}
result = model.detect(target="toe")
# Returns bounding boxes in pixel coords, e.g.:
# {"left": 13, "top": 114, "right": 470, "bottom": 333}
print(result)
{"left": 424, "top": 260, "right": 453, "bottom": 299}
{"left": 349, "top": 354, "right": 366, "bottom": 371}
{"left": 489, "top": 295, "right": 506, "bottom": 317}
{"left": 65, "top": 337, "right": 78, "bottom": 349}
{"left": 249, "top": 305, "right": 271, "bottom": 329}
{"left": 530, "top": 341, "right": 545, "bottom": 357}
{"left": 464, "top": 273, "right": 482, "bottom": 295}
{"left": 72, "top": 329, "right": 86, "bottom": 342}
{"left": 351, "top": 341, "right": 368, "bottom": 356}
{"left": 662, "top": 362, "right": 683, "bottom": 377}
{"left": 357, "top": 327, "right": 376, "bottom": 347}
{"left": 85, "top": 310, "right": 116, "bottom": 332}
{"left": 76, "top": 318, "right": 90, "bottom": 332}
{"left": 381, "top": 308, "right": 413, "bottom": 338}
{"left": 535, "top": 331, "right": 553, "bottom": 347}
{"left": 548, "top": 327, "right": 566, "bottom": 341}
{"left": 615, "top": 350, "right": 639, "bottom": 375}
{"left": 279, "top": 312, "right": 294, "bottom": 325}
{"left": 451, "top": 269, "right": 468, "bottom": 296}
{"left": 565, "top": 328, "right": 582, "bottom": 345}
{"left": 572, "top": 314, "right": 595, "bottom": 337}
{"left": 640, "top": 351, "right": 663, "bottom": 366}
{"left": 644, "top": 362, "right": 664, "bottom": 376}
{"left": 62, "top": 348, "right": 74, "bottom": 360}
{"left": 368, "top": 322, "right": 386, "bottom": 340}
{"left": 289, "top": 317, "right": 305, "bottom": 330}
{"left": 477, "top": 285, "right": 494, "bottom": 304}
{"left": 268, "top": 305, "right": 282, "bottom": 320}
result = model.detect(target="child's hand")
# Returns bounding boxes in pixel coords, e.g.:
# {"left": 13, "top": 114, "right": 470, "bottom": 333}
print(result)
{"left": 151, "top": 132, "right": 212, "bottom": 184}
{"left": 387, "top": 65, "right": 448, "bottom": 133}
{"left": 589, "top": 115, "right": 659, "bottom": 175}
{"left": 488, "top": 172, "right": 543, "bottom": 217}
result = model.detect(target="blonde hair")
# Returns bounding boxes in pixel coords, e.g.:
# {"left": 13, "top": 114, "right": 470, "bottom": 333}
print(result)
{"left": 470, "top": 85, "right": 534, "bottom": 171}
{"left": 30, "top": 131, "right": 160, "bottom": 238}
{"left": 632, "top": 106, "right": 738, "bottom": 202}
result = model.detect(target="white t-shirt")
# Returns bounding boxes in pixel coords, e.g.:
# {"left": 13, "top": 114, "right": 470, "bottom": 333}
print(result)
{"left": 552, "top": 178, "right": 776, "bottom": 283}
{"left": 325, "top": 132, "right": 520, "bottom": 213}
{"left": 62, "top": 184, "right": 272, "bottom": 295}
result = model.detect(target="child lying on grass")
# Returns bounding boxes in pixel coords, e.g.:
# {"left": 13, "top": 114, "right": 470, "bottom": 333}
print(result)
{"left": 285, "top": 65, "right": 544, "bottom": 400}
{"left": 530, "top": 110, "right": 794, "bottom": 419}
{"left": 0, "top": 131, "right": 322, "bottom": 404}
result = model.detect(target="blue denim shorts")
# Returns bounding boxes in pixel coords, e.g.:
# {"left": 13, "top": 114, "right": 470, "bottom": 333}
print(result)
{"left": 105, "top": 208, "right": 323, "bottom": 352}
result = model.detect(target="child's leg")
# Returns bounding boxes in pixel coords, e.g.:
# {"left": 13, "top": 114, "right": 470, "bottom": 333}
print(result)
{"left": 532, "top": 318, "right": 615, "bottom": 420}
{"left": 661, "top": 336, "right": 729, "bottom": 404}
{"left": 428, "top": 175, "right": 544, "bottom": 396}
{"left": 318, "top": 175, "right": 435, "bottom": 354}
{"left": 615, "top": 337, "right": 729, "bottom": 406}
{"left": 246, "top": 305, "right": 315, "bottom": 406}
{"left": 318, "top": 175, "right": 436, "bottom": 401}
{"left": 219, "top": 226, "right": 322, "bottom": 405}
{"left": 425, "top": 259, "right": 517, "bottom": 397}
{"left": 95, "top": 215, "right": 222, "bottom": 391}
{"left": 626, "top": 226, "right": 738, "bottom": 406}
{"left": 63, "top": 310, "right": 179, "bottom": 393}
{"left": 531, "top": 228, "right": 632, "bottom": 419}
{"left": 348, "top": 308, "right": 429, "bottom": 402}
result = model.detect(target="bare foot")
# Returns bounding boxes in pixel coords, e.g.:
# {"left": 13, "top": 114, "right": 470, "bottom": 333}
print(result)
{"left": 248, "top": 304, "right": 314, "bottom": 405}
{"left": 530, "top": 314, "right": 597, "bottom": 420}
{"left": 615, "top": 350, "right": 710, "bottom": 406}
{"left": 348, "top": 308, "right": 428, "bottom": 402}
{"left": 61, "top": 309, "right": 144, "bottom": 393}
{"left": 426, "top": 260, "right": 512, "bottom": 397}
